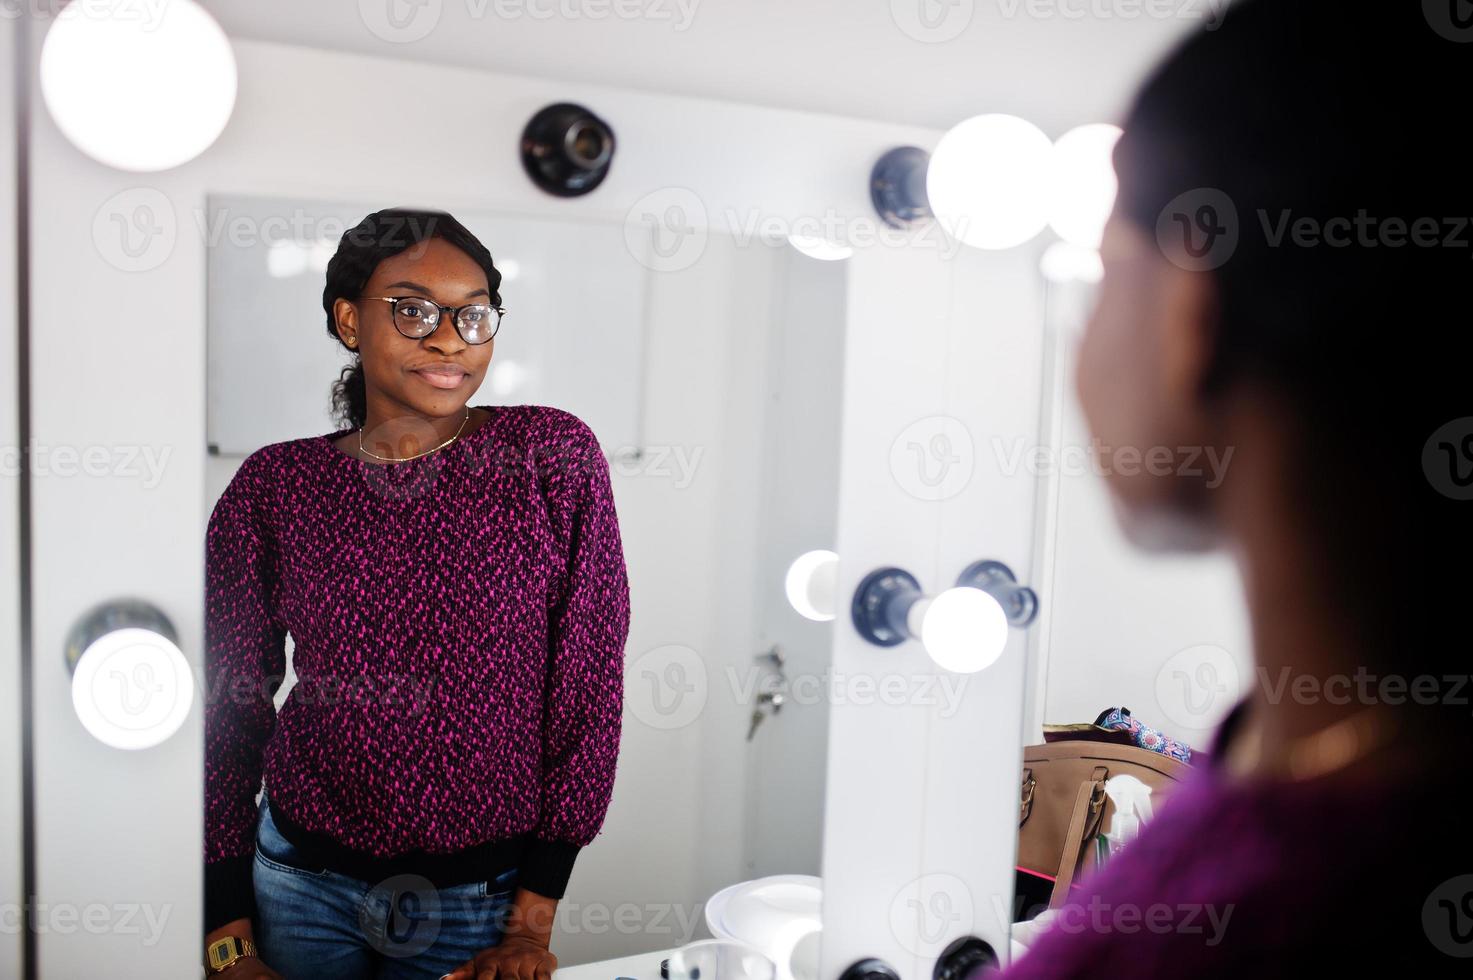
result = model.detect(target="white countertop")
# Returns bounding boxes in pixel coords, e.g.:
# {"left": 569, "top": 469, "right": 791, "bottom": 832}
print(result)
{"left": 553, "top": 947, "right": 679, "bottom": 980}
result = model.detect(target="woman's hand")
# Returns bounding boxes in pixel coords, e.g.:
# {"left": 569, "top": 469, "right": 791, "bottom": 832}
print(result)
{"left": 441, "top": 935, "right": 558, "bottom": 980}
{"left": 213, "top": 955, "right": 285, "bottom": 979}
{"left": 443, "top": 886, "right": 560, "bottom": 980}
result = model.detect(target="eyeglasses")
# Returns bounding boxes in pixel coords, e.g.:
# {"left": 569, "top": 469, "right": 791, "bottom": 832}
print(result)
{"left": 361, "top": 295, "right": 505, "bottom": 345}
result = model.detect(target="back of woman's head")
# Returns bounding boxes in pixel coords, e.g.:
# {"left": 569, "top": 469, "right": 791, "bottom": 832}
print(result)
{"left": 321, "top": 207, "right": 500, "bottom": 428}
{"left": 1112, "top": 1, "right": 1468, "bottom": 672}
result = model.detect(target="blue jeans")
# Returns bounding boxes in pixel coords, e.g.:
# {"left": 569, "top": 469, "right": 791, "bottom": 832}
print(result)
{"left": 252, "top": 792, "right": 520, "bottom": 980}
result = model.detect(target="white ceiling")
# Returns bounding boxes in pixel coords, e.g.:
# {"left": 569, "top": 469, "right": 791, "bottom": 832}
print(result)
{"left": 198, "top": 0, "right": 1207, "bottom": 136}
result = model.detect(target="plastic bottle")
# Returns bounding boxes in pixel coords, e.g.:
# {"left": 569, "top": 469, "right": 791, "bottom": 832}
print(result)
{"left": 1101, "top": 773, "right": 1155, "bottom": 856}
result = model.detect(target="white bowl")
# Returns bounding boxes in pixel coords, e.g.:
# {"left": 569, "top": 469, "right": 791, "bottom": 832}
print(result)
{"left": 705, "top": 876, "right": 823, "bottom": 980}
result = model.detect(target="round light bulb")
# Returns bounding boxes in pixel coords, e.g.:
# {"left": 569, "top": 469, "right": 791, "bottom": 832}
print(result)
{"left": 71, "top": 626, "right": 195, "bottom": 750}
{"left": 787, "top": 233, "right": 853, "bottom": 262}
{"left": 40, "top": 0, "right": 237, "bottom": 172}
{"left": 785, "top": 549, "right": 840, "bottom": 622}
{"left": 926, "top": 114, "right": 1054, "bottom": 250}
{"left": 1047, "top": 123, "right": 1122, "bottom": 249}
{"left": 917, "top": 587, "right": 1010, "bottom": 673}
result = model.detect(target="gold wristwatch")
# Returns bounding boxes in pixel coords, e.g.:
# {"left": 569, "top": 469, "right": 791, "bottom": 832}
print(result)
{"left": 205, "top": 935, "right": 257, "bottom": 974}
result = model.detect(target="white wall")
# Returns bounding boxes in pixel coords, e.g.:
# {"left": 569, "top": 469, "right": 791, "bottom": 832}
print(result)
{"left": 1027, "top": 281, "right": 1253, "bottom": 753}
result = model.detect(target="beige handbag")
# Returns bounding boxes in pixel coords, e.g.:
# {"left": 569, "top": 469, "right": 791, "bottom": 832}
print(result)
{"left": 1017, "top": 732, "right": 1193, "bottom": 910}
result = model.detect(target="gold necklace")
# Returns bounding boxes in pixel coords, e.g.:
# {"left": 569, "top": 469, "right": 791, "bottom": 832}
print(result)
{"left": 358, "top": 407, "right": 470, "bottom": 462}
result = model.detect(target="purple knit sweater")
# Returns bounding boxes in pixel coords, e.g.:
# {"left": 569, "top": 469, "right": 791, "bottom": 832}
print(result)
{"left": 203, "top": 404, "right": 630, "bottom": 933}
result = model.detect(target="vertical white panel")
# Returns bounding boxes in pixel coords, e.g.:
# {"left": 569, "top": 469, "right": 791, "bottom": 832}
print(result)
{"left": 0, "top": 12, "right": 25, "bottom": 978}
{"left": 821, "top": 239, "right": 1047, "bottom": 979}
{"left": 925, "top": 245, "right": 1046, "bottom": 959}
{"left": 821, "top": 240, "right": 948, "bottom": 980}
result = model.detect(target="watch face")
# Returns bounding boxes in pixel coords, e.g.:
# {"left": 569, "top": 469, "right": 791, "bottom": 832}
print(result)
{"left": 207, "top": 936, "right": 245, "bottom": 969}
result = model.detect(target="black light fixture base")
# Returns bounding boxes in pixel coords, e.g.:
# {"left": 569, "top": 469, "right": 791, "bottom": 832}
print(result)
{"left": 851, "top": 566, "right": 923, "bottom": 646}
{"left": 870, "top": 145, "right": 934, "bottom": 229}
{"left": 840, "top": 959, "right": 902, "bottom": 980}
{"left": 520, "top": 102, "right": 616, "bottom": 197}
{"left": 934, "top": 936, "right": 1000, "bottom": 980}
{"left": 956, "top": 559, "right": 1039, "bottom": 627}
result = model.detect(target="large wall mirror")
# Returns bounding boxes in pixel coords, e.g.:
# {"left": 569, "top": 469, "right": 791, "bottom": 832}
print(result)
{"left": 11, "top": 4, "right": 1267, "bottom": 978}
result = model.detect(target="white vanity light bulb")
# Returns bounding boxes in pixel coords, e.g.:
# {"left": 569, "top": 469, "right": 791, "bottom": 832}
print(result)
{"left": 1046, "top": 123, "right": 1122, "bottom": 249}
{"left": 71, "top": 627, "right": 195, "bottom": 750}
{"left": 40, "top": 0, "right": 237, "bottom": 172}
{"left": 926, "top": 113, "right": 1054, "bottom": 250}
{"left": 917, "top": 586, "right": 1010, "bottom": 673}
{"left": 785, "top": 550, "right": 840, "bottom": 622}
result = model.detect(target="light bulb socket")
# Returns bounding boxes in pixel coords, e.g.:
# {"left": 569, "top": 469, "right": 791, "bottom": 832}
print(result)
{"left": 955, "top": 560, "right": 1038, "bottom": 628}
{"left": 851, "top": 566, "right": 924, "bottom": 646}
{"left": 934, "top": 937, "right": 1000, "bottom": 980}
{"left": 870, "top": 146, "right": 933, "bottom": 229}
{"left": 64, "top": 598, "right": 178, "bottom": 675}
{"left": 520, "top": 102, "right": 616, "bottom": 197}
{"left": 840, "top": 959, "right": 901, "bottom": 980}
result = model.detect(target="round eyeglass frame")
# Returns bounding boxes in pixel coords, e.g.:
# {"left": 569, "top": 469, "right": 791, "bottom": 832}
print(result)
{"left": 360, "top": 295, "right": 505, "bottom": 344}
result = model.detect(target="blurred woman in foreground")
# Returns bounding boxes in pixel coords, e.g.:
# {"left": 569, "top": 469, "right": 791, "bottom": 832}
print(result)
{"left": 993, "top": 1, "right": 1469, "bottom": 975}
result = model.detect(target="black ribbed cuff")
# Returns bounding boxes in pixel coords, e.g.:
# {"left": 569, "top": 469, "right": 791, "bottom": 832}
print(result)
{"left": 204, "top": 853, "right": 257, "bottom": 934}
{"left": 516, "top": 839, "right": 582, "bottom": 899}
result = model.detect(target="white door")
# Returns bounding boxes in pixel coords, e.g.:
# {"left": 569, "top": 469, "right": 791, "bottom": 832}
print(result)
{"left": 741, "top": 254, "right": 848, "bottom": 880}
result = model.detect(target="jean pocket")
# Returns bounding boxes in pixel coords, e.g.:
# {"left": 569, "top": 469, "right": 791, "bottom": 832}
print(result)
{"left": 254, "top": 798, "right": 332, "bottom": 879}
{"left": 480, "top": 867, "right": 519, "bottom": 900}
